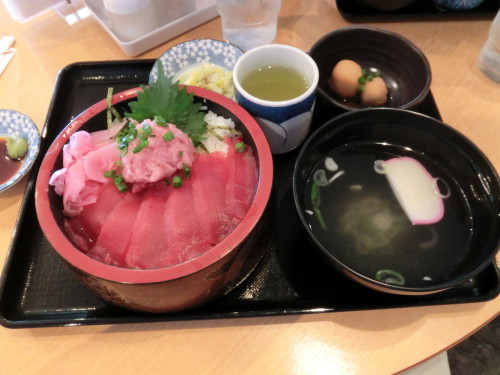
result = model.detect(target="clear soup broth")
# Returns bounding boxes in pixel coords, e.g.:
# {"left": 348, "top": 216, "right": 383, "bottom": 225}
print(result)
{"left": 302, "top": 142, "right": 472, "bottom": 288}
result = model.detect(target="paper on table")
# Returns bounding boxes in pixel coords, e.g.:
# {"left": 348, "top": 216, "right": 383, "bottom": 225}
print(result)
{"left": 0, "top": 36, "right": 16, "bottom": 76}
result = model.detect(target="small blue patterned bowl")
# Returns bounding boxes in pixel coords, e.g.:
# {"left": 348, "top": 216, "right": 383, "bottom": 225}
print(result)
{"left": 149, "top": 38, "right": 243, "bottom": 83}
{"left": 0, "top": 109, "right": 40, "bottom": 193}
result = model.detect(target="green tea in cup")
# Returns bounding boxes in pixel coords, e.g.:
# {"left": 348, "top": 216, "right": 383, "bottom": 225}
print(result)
{"left": 241, "top": 65, "right": 309, "bottom": 101}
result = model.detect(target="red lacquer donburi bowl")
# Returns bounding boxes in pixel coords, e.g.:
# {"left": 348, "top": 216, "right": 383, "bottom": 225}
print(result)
{"left": 35, "top": 86, "right": 273, "bottom": 313}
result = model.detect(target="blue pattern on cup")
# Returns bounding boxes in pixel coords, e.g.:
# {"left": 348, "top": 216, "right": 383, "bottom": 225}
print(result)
{"left": 235, "top": 92, "right": 316, "bottom": 124}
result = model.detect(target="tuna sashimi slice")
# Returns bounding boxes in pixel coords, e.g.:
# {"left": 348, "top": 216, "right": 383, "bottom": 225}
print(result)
{"left": 164, "top": 179, "right": 213, "bottom": 264}
{"left": 190, "top": 151, "right": 229, "bottom": 246}
{"left": 88, "top": 193, "right": 142, "bottom": 267}
{"left": 64, "top": 181, "right": 125, "bottom": 249}
{"left": 225, "top": 137, "right": 258, "bottom": 220}
{"left": 125, "top": 188, "right": 173, "bottom": 269}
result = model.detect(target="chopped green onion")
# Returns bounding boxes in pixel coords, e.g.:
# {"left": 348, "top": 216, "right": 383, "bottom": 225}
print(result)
{"left": 182, "top": 164, "right": 191, "bottom": 178}
{"left": 154, "top": 115, "right": 167, "bottom": 126}
{"left": 133, "top": 139, "right": 148, "bottom": 153}
{"left": 163, "top": 131, "right": 174, "bottom": 142}
{"left": 113, "top": 175, "right": 128, "bottom": 192}
{"left": 116, "top": 122, "right": 138, "bottom": 156}
{"left": 311, "top": 181, "right": 320, "bottom": 208}
{"left": 104, "top": 169, "right": 128, "bottom": 192}
{"left": 313, "top": 207, "right": 327, "bottom": 230}
{"left": 172, "top": 175, "right": 183, "bottom": 188}
{"left": 375, "top": 269, "right": 405, "bottom": 286}
{"left": 165, "top": 178, "right": 171, "bottom": 186}
{"left": 178, "top": 150, "right": 183, "bottom": 157}
{"left": 235, "top": 142, "right": 245, "bottom": 153}
{"left": 141, "top": 123, "right": 153, "bottom": 136}
{"left": 357, "top": 70, "right": 381, "bottom": 92}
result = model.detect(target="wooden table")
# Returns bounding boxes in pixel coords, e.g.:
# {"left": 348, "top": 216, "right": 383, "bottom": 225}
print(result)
{"left": 0, "top": 1, "right": 499, "bottom": 374}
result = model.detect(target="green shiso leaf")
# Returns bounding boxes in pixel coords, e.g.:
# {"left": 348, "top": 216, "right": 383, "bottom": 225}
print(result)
{"left": 125, "top": 62, "right": 207, "bottom": 146}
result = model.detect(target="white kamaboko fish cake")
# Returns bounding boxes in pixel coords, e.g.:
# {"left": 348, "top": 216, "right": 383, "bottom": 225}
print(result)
{"left": 374, "top": 157, "right": 449, "bottom": 225}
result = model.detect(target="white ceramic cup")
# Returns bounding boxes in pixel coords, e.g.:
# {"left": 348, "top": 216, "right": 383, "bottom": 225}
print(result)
{"left": 233, "top": 44, "right": 319, "bottom": 154}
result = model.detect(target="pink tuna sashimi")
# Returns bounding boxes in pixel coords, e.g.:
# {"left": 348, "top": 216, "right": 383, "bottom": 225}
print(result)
{"left": 83, "top": 142, "right": 121, "bottom": 183}
{"left": 125, "top": 190, "right": 172, "bottom": 269}
{"left": 163, "top": 178, "right": 213, "bottom": 264}
{"left": 190, "top": 151, "right": 230, "bottom": 246}
{"left": 225, "top": 137, "right": 258, "bottom": 220}
{"left": 64, "top": 181, "right": 125, "bottom": 250}
{"left": 87, "top": 193, "right": 142, "bottom": 267}
{"left": 121, "top": 121, "right": 195, "bottom": 185}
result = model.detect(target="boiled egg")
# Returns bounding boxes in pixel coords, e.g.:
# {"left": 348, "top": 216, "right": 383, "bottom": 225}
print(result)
{"left": 328, "top": 59, "right": 362, "bottom": 98}
{"left": 361, "top": 76, "right": 388, "bottom": 106}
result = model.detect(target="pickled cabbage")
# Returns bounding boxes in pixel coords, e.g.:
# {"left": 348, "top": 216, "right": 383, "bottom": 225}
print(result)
{"left": 176, "top": 63, "right": 235, "bottom": 99}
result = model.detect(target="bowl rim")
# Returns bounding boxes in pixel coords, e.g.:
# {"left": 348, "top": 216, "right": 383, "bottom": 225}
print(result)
{"left": 309, "top": 25, "right": 432, "bottom": 111}
{"left": 292, "top": 107, "right": 500, "bottom": 293}
{"left": 0, "top": 109, "right": 41, "bottom": 193}
{"left": 35, "top": 85, "right": 273, "bottom": 284}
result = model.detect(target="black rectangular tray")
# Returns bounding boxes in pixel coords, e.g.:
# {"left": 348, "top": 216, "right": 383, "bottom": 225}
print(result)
{"left": 337, "top": 0, "right": 499, "bottom": 22}
{"left": 0, "top": 60, "right": 498, "bottom": 328}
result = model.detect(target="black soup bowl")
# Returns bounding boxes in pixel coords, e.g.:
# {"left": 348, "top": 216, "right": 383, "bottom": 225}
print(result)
{"left": 293, "top": 108, "right": 500, "bottom": 295}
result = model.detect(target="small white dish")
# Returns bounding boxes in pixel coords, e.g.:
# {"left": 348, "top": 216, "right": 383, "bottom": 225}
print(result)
{"left": 0, "top": 110, "right": 40, "bottom": 192}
